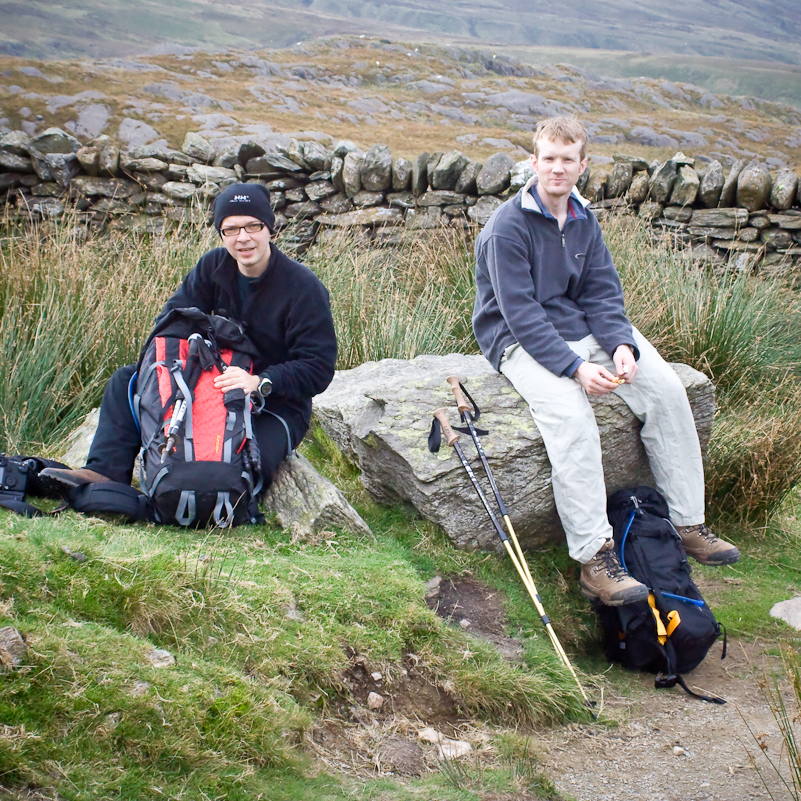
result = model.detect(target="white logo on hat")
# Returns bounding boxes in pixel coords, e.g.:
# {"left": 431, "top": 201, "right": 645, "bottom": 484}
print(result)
{"left": 232, "top": 194, "right": 250, "bottom": 201}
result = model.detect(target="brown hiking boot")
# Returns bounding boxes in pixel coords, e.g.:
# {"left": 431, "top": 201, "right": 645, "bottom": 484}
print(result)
{"left": 579, "top": 540, "right": 649, "bottom": 606}
{"left": 38, "top": 467, "right": 112, "bottom": 492}
{"left": 675, "top": 523, "right": 740, "bottom": 566}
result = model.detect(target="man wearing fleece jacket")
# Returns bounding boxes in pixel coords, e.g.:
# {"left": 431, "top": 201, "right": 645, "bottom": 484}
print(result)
{"left": 472, "top": 116, "right": 739, "bottom": 606}
{"left": 43, "top": 182, "right": 337, "bottom": 494}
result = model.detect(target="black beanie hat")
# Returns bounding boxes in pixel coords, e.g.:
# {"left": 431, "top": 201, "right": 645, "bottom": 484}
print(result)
{"left": 213, "top": 182, "right": 275, "bottom": 233}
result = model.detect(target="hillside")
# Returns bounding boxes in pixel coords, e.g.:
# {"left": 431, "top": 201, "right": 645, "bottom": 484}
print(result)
{"left": 1, "top": 36, "right": 800, "bottom": 170}
{"left": 2, "top": 0, "right": 801, "bottom": 68}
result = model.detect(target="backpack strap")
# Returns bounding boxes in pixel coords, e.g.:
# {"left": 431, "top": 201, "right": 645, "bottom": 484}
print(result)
{"left": 68, "top": 482, "right": 154, "bottom": 523}
{"left": 0, "top": 496, "right": 43, "bottom": 517}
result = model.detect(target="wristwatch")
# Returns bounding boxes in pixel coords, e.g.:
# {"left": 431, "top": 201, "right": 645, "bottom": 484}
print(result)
{"left": 256, "top": 374, "right": 273, "bottom": 399}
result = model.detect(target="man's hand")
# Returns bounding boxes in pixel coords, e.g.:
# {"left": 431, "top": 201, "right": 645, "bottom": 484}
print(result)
{"left": 574, "top": 362, "right": 621, "bottom": 396}
{"left": 213, "top": 366, "right": 260, "bottom": 395}
{"left": 613, "top": 345, "right": 638, "bottom": 384}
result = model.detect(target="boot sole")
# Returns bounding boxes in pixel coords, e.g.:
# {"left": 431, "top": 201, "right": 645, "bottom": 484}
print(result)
{"left": 689, "top": 549, "right": 741, "bottom": 566}
{"left": 579, "top": 580, "right": 649, "bottom": 607}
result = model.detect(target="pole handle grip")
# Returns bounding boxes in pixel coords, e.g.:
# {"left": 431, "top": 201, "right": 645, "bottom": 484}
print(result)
{"left": 433, "top": 408, "right": 460, "bottom": 445}
{"left": 446, "top": 375, "right": 471, "bottom": 414}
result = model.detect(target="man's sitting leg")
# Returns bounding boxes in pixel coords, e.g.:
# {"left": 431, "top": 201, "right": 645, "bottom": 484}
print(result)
{"left": 500, "top": 341, "right": 648, "bottom": 605}
{"left": 612, "top": 330, "right": 740, "bottom": 567}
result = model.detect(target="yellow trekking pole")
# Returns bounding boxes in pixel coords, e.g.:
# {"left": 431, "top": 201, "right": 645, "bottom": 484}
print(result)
{"left": 429, "top": 403, "right": 594, "bottom": 714}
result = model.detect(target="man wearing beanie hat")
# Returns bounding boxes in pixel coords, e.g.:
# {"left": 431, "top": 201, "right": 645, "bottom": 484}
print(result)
{"left": 43, "top": 182, "right": 337, "bottom": 498}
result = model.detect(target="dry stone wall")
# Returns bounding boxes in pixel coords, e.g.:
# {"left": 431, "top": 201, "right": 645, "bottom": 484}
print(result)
{"left": 2, "top": 126, "right": 800, "bottom": 277}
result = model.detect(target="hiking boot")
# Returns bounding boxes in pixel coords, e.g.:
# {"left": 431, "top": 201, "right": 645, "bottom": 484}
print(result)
{"left": 675, "top": 523, "right": 740, "bottom": 566}
{"left": 579, "top": 540, "right": 649, "bottom": 606}
{"left": 38, "top": 467, "right": 112, "bottom": 493}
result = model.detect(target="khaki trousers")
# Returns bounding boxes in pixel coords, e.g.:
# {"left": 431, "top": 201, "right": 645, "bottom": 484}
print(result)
{"left": 500, "top": 328, "right": 705, "bottom": 563}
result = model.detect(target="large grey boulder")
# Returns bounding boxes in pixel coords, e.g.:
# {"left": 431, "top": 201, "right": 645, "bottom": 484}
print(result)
{"left": 314, "top": 354, "right": 714, "bottom": 551}
{"left": 360, "top": 144, "right": 392, "bottom": 192}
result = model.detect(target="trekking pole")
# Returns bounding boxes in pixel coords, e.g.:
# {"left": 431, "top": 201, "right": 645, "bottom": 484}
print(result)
{"left": 430, "top": 408, "right": 594, "bottom": 713}
{"left": 446, "top": 376, "right": 539, "bottom": 591}
{"left": 443, "top": 378, "right": 594, "bottom": 711}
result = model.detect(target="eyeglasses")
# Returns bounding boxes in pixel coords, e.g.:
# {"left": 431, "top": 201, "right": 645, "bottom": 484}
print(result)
{"left": 220, "top": 222, "right": 267, "bottom": 237}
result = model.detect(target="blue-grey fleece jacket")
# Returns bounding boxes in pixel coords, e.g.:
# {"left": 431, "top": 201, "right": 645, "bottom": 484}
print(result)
{"left": 472, "top": 178, "right": 637, "bottom": 377}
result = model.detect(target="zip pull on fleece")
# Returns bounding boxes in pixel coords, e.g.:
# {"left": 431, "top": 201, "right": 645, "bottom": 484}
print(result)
{"left": 561, "top": 232, "right": 565, "bottom": 248}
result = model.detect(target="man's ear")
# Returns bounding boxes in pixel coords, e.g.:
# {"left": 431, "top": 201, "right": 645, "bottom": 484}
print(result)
{"left": 530, "top": 153, "right": 537, "bottom": 171}
{"left": 579, "top": 156, "right": 588, "bottom": 175}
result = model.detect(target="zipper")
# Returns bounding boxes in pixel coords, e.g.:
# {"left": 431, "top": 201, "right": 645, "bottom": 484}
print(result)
{"left": 561, "top": 232, "right": 565, "bottom": 248}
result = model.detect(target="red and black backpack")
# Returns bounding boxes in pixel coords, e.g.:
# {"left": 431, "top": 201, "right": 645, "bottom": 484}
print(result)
{"left": 132, "top": 307, "right": 264, "bottom": 527}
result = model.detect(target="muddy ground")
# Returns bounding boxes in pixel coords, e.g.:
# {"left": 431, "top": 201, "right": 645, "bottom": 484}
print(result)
{"left": 303, "top": 574, "right": 794, "bottom": 800}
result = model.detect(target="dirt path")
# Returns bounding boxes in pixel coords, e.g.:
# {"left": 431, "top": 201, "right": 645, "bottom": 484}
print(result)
{"left": 427, "top": 575, "right": 795, "bottom": 801}
{"left": 540, "top": 639, "right": 791, "bottom": 801}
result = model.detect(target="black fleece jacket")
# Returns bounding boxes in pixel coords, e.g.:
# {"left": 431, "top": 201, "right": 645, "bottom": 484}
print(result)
{"left": 159, "top": 244, "right": 337, "bottom": 447}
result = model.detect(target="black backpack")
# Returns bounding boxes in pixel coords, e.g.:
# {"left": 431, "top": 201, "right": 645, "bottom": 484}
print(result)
{"left": 595, "top": 486, "right": 726, "bottom": 704}
{"left": 0, "top": 454, "right": 70, "bottom": 517}
{"left": 131, "top": 307, "right": 265, "bottom": 528}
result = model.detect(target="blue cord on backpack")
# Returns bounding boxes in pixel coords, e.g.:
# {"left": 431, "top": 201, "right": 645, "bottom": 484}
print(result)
{"left": 128, "top": 371, "right": 140, "bottom": 433}
{"left": 619, "top": 510, "right": 705, "bottom": 609}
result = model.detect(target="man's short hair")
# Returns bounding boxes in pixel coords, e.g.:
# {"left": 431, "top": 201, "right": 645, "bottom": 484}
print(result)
{"left": 533, "top": 116, "right": 589, "bottom": 159}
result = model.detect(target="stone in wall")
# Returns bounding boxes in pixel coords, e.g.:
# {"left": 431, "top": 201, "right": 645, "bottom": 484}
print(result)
{"left": 360, "top": 144, "right": 392, "bottom": 192}
{"left": 670, "top": 164, "right": 699, "bottom": 207}
{"left": 343, "top": 150, "right": 364, "bottom": 197}
{"left": 607, "top": 161, "right": 633, "bottom": 198}
{"left": 719, "top": 159, "right": 747, "bottom": 207}
{"left": 698, "top": 160, "right": 724, "bottom": 208}
{"left": 455, "top": 161, "right": 481, "bottom": 194}
{"left": 476, "top": 152, "right": 514, "bottom": 195}
{"left": 430, "top": 150, "right": 469, "bottom": 191}
{"left": 737, "top": 162, "right": 772, "bottom": 212}
{"left": 770, "top": 169, "right": 798, "bottom": 211}
{"left": 410, "top": 152, "right": 429, "bottom": 197}
{"left": 392, "top": 157, "right": 412, "bottom": 191}
{"left": 648, "top": 159, "right": 677, "bottom": 203}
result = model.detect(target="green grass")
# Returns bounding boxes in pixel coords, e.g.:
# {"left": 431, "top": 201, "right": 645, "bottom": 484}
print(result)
{"left": 0, "top": 484, "right": 585, "bottom": 799}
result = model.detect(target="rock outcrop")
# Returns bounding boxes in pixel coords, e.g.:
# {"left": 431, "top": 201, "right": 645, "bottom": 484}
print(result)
{"left": 314, "top": 354, "right": 714, "bottom": 551}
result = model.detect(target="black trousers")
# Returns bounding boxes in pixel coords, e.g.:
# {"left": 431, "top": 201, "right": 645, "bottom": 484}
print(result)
{"left": 86, "top": 364, "right": 292, "bottom": 490}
